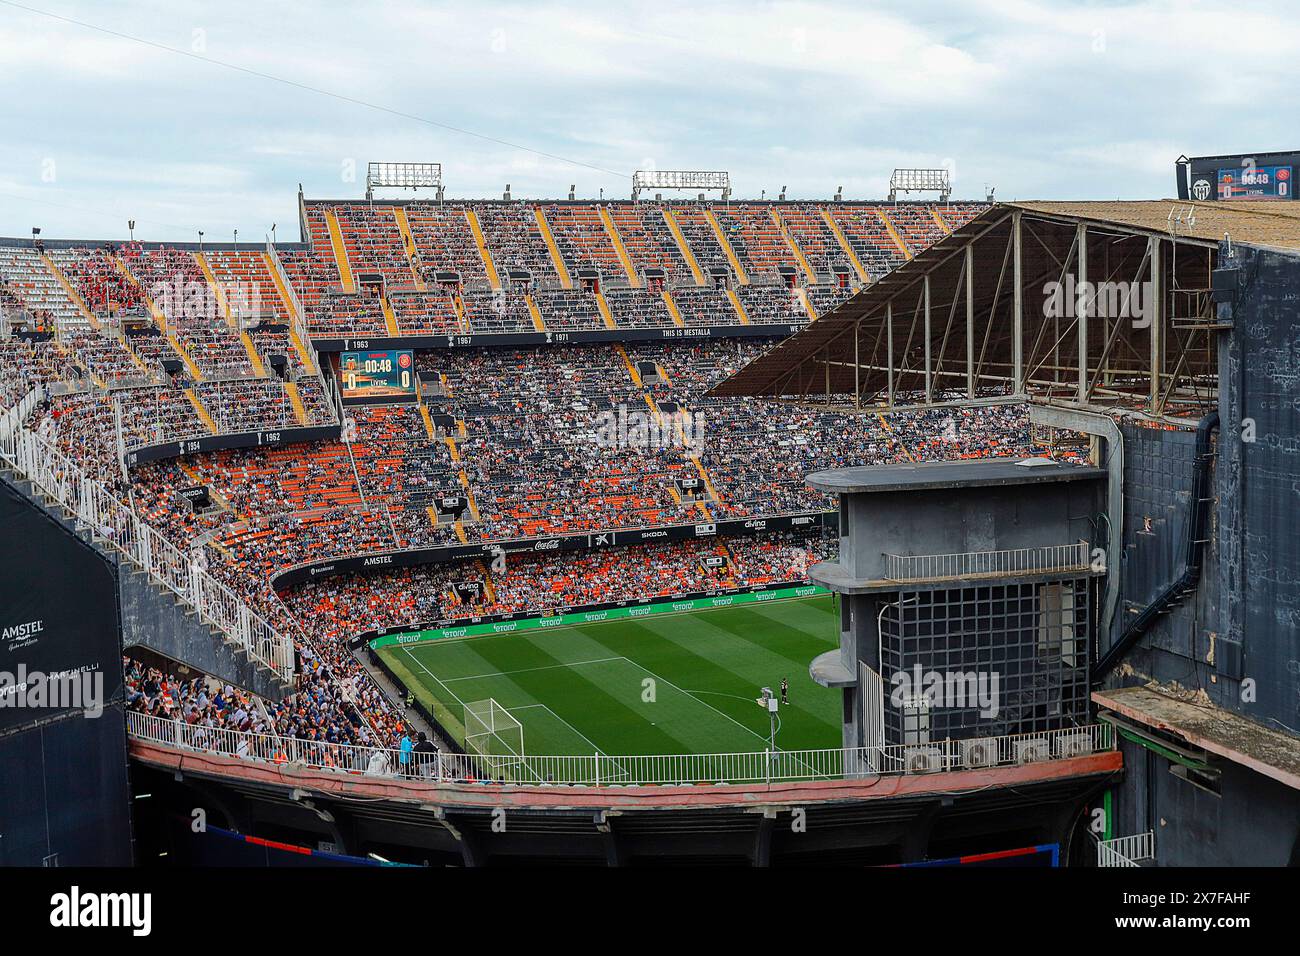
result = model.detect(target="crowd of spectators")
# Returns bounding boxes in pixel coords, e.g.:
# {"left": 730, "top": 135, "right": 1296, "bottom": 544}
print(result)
{"left": 280, "top": 530, "right": 837, "bottom": 643}
{"left": 8, "top": 298, "right": 1062, "bottom": 765}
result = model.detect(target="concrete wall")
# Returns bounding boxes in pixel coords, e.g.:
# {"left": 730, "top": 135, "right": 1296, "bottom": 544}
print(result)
{"left": 841, "top": 480, "right": 1100, "bottom": 582}
{"left": 119, "top": 567, "right": 291, "bottom": 702}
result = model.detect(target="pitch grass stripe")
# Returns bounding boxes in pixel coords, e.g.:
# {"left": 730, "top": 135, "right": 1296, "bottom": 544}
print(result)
{"left": 408, "top": 642, "right": 608, "bottom": 758}
{"left": 505, "top": 620, "right": 822, "bottom": 753}
{"left": 484, "top": 625, "right": 784, "bottom": 751}
{"left": 586, "top": 620, "right": 837, "bottom": 750}
{"left": 639, "top": 607, "right": 842, "bottom": 734}
{"left": 441, "top": 656, "right": 624, "bottom": 683}
{"left": 415, "top": 605, "right": 832, "bottom": 754}
{"left": 405, "top": 617, "right": 823, "bottom": 754}
{"left": 505, "top": 703, "right": 613, "bottom": 761}
{"left": 566, "top": 608, "right": 841, "bottom": 737}
{"left": 395, "top": 589, "right": 827, "bottom": 649}
{"left": 389, "top": 596, "right": 843, "bottom": 758}
{"left": 417, "top": 636, "right": 700, "bottom": 756}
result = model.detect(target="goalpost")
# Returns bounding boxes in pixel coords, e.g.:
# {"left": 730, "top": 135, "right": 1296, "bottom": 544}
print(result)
{"left": 463, "top": 699, "right": 526, "bottom": 778}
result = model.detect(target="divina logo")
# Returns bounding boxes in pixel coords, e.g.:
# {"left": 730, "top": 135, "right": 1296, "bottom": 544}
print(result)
{"left": 49, "top": 886, "right": 151, "bottom": 936}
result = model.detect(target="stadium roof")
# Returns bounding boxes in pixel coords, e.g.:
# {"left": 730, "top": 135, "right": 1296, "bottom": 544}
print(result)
{"left": 1008, "top": 199, "right": 1300, "bottom": 252}
{"left": 709, "top": 200, "right": 1295, "bottom": 419}
{"left": 806, "top": 456, "right": 1105, "bottom": 495}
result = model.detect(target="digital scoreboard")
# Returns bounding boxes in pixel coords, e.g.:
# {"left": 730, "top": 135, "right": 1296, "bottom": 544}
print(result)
{"left": 1216, "top": 164, "right": 1291, "bottom": 200}
{"left": 339, "top": 349, "right": 416, "bottom": 403}
{"left": 1178, "top": 151, "right": 1299, "bottom": 202}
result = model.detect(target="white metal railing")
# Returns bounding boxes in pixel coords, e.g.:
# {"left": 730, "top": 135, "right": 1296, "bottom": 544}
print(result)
{"left": 125, "top": 711, "right": 1112, "bottom": 788}
{"left": 1096, "top": 831, "right": 1155, "bottom": 867}
{"left": 0, "top": 423, "right": 294, "bottom": 681}
{"left": 0, "top": 385, "right": 43, "bottom": 443}
{"left": 885, "top": 542, "right": 1091, "bottom": 583}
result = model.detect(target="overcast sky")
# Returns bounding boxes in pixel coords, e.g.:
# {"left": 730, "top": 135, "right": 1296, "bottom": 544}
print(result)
{"left": 0, "top": 0, "right": 1294, "bottom": 242}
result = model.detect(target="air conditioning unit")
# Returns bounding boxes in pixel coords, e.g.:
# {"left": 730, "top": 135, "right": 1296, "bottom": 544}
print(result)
{"left": 1054, "top": 731, "right": 1095, "bottom": 759}
{"left": 1013, "top": 738, "right": 1051, "bottom": 764}
{"left": 959, "top": 737, "right": 1000, "bottom": 769}
{"left": 904, "top": 746, "right": 944, "bottom": 773}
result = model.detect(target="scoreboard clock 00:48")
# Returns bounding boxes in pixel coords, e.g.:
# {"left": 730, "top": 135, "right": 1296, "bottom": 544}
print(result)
{"left": 339, "top": 349, "right": 416, "bottom": 401}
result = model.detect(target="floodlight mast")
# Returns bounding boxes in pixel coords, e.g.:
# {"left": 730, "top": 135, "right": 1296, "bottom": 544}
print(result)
{"left": 888, "top": 167, "right": 952, "bottom": 202}
{"left": 632, "top": 170, "right": 731, "bottom": 201}
{"left": 366, "top": 162, "right": 444, "bottom": 202}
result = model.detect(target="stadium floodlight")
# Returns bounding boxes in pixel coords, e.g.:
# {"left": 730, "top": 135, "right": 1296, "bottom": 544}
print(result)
{"left": 632, "top": 169, "right": 731, "bottom": 201}
{"left": 464, "top": 698, "right": 525, "bottom": 779}
{"left": 365, "top": 162, "right": 443, "bottom": 201}
{"left": 755, "top": 686, "right": 780, "bottom": 757}
{"left": 889, "top": 167, "right": 952, "bottom": 202}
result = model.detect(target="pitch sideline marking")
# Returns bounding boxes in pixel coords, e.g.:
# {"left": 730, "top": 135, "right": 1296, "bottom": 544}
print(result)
{"left": 506, "top": 702, "right": 616, "bottom": 762}
{"left": 400, "top": 592, "right": 833, "bottom": 648}
{"left": 408, "top": 649, "right": 625, "bottom": 773}
{"left": 441, "top": 656, "right": 624, "bottom": 683}
{"left": 411, "top": 649, "right": 789, "bottom": 753}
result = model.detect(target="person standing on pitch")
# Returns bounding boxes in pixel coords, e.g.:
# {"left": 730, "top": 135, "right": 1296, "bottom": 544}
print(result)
{"left": 780, "top": 678, "right": 789, "bottom": 705}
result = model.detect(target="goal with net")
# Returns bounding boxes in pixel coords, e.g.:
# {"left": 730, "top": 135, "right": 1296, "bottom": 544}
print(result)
{"left": 463, "top": 699, "right": 525, "bottom": 777}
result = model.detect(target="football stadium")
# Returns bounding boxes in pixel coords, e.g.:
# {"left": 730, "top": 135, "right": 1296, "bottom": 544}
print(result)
{"left": 0, "top": 4, "right": 1297, "bottom": 923}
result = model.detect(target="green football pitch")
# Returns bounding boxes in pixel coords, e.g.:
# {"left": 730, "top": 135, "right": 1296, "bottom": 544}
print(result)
{"left": 379, "top": 594, "right": 843, "bottom": 758}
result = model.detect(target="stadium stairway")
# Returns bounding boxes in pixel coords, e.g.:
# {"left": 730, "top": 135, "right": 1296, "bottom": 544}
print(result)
{"left": 115, "top": 331, "right": 156, "bottom": 381}
{"left": 661, "top": 290, "right": 686, "bottom": 327}
{"left": 594, "top": 291, "right": 619, "bottom": 329}
{"left": 725, "top": 287, "right": 751, "bottom": 324}
{"left": 283, "top": 380, "right": 310, "bottom": 426}
{"left": 0, "top": 469, "right": 293, "bottom": 700}
{"left": 184, "top": 387, "right": 220, "bottom": 434}
{"left": 688, "top": 454, "right": 721, "bottom": 519}
{"left": 614, "top": 342, "right": 643, "bottom": 386}
{"left": 115, "top": 255, "right": 206, "bottom": 380}
{"left": 533, "top": 207, "right": 573, "bottom": 288}
{"left": 704, "top": 208, "right": 750, "bottom": 284}
{"left": 525, "top": 293, "right": 546, "bottom": 332}
{"left": 195, "top": 252, "right": 266, "bottom": 376}
{"left": 877, "top": 208, "right": 913, "bottom": 260}
{"left": 451, "top": 293, "right": 471, "bottom": 334}
{"left": 598, "top": 205, "right": 641, "bottom": 286}
{"left": 477, "top": 559, "right": 497, "bottom": 602}
{"left": 820, "top": 210, "right": 871, "bottom": 283}
{"left": 39, "top": 252, "right": 101, "bottom": 330}
{"left": 794, "top": 287, "right": 818, "bottom": 322}
{"left": 464, "top": 210, "right": 502, "bottom": 290}
{"left": 324, "top": 209, "right": 357, "bottom": 292}
{"left": 770, "top": 208, "right": 819, "bottom": 284}
{"left": 391, "top": 207, "right": 427, "bottom": 291}
{"left": 929, "top": 208, "right": 952, "bottom": 235}
{"left": 380, "top": 296, "right": 401, "bottom": 336}
{"left": 260, "top": 252, "right": 317, "bottom": 374}
{"left": 661, "top": 208, "right": 707, "bottom": 286}
{"left": 876, "top": 411, "right": 917, "bottom": 462}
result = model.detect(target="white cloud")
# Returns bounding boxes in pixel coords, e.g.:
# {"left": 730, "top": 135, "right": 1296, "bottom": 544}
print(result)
{"left": 0, "top": 0, "right": 1293, "bottom": 239}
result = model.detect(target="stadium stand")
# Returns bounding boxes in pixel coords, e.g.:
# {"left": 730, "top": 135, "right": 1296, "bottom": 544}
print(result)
{"left": 1, "top": 195, "right": 1001, "bottom": 764}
